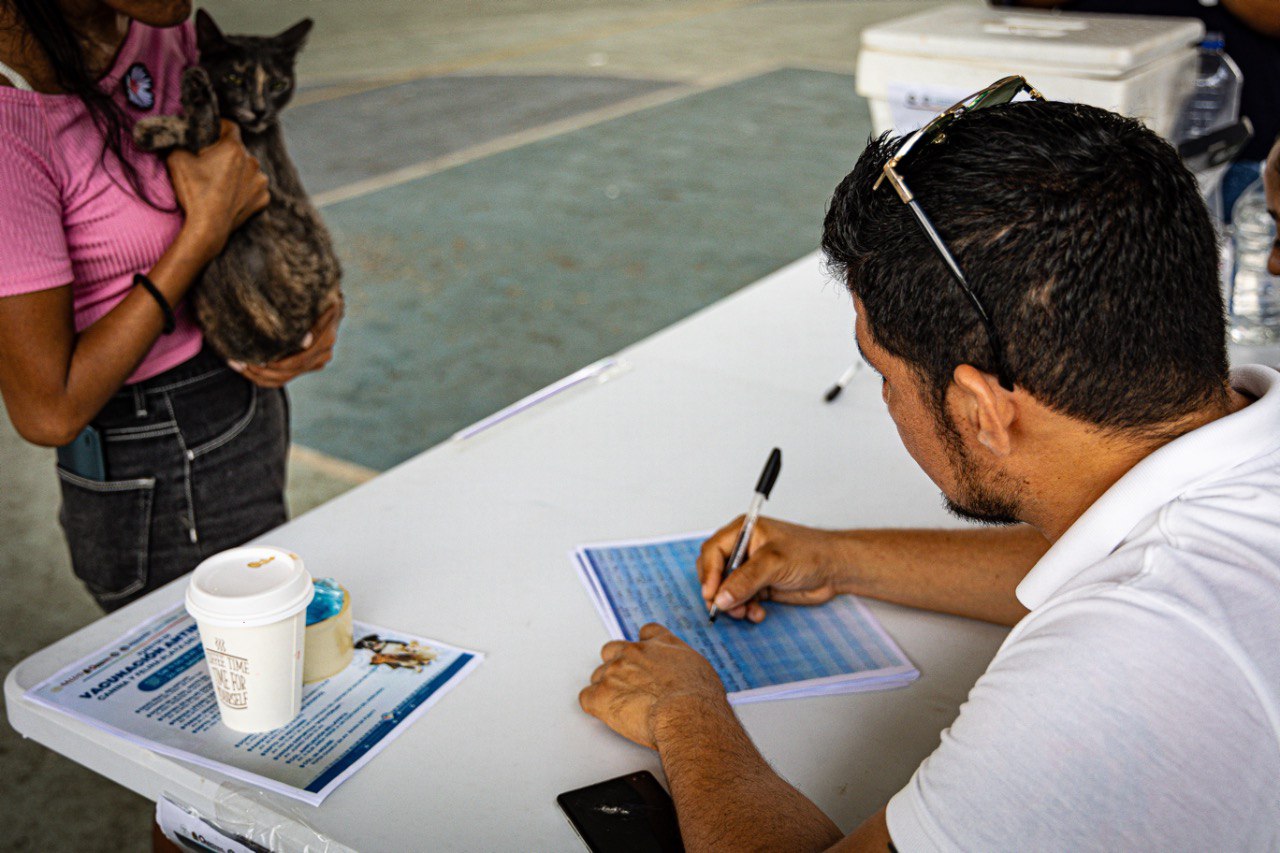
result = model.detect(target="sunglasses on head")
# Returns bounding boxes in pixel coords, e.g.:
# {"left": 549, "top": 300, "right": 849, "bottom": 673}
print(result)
{"left": 875, "top": 75, "right": 1044, "bottom": 392}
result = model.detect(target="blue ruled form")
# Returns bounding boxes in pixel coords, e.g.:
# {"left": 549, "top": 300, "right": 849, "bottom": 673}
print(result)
{"left": 575, "top": 532, "right": 918, "bottom": 703}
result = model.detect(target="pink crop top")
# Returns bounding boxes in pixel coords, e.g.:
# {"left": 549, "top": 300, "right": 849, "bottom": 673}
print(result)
{"left": 0, "top": 21, "right": 203, "bottom": 383}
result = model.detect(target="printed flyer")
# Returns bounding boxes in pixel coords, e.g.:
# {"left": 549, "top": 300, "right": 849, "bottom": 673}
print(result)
{"left": 25, "top": 606, "right": 483, "bottom": 805}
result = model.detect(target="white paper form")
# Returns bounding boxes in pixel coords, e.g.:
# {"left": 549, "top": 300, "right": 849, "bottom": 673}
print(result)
{"left": 25, "top": 607, "right": 483, "bottom": 805}
{"left": 575, "top": 532, "right": 918, "bottom": 704}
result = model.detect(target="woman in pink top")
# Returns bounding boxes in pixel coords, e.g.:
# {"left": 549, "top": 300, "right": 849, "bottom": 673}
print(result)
{"left": 0, "top": 0, "right": 340, "bottom": 610}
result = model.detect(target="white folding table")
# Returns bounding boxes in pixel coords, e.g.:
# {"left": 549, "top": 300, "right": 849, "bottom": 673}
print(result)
{"left": 5, "top": 253, "right": 1011, "bottom": 850}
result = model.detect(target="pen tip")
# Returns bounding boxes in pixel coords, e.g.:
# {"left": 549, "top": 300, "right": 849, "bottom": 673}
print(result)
{"left": 824, "top": 384, "right": 842, "bottom": 403}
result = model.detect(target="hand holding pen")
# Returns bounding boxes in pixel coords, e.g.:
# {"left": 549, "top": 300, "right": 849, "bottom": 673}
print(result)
{"left": 698, "top": 512, "right": 850, "bottom": 624}
{"left": 706, "top": 448, "right": 782, "bottom": 623}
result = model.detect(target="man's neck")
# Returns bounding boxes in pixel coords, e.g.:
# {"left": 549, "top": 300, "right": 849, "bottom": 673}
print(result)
{"left": 1020, "top": 387, "right": 1251, "bottom": 542}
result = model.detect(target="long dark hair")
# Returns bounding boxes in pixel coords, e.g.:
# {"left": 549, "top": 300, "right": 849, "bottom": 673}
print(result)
{"left": 6, "top": 0, "right": 167, "bottom": 207}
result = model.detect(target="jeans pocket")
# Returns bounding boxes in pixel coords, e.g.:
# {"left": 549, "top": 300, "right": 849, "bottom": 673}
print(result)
{"left": 56, "top": 466, "right": 156, "bottom": 605}
{"left": 185, "top": 383, "right": 258, "bottom": 460}
{"left": 187, "top": 386, "right": 289, "bottom": 553}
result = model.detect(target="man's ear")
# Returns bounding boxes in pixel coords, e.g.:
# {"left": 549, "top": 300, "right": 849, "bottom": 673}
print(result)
{"left": 951, "top": 364, "right": 1016, "bottom": 457}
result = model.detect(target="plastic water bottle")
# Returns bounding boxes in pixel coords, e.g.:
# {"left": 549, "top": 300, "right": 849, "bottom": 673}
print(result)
{"left": 1174, "top": 34, "right": 1243, "bottom": 141}
{"left": 1228, "top": 179, "right": 1280, "bottom": 345}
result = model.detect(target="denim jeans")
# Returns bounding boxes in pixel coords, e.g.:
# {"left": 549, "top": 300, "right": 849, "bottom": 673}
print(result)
{"left": 56, "top": 347, "right": 289, "bottom": 611}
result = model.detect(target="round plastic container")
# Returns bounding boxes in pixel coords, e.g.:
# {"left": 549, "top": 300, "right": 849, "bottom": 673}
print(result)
{"left": 185, "top": 547, "right": 314, "bottom": 733}
{"left": 303, "top": 581, "right": 354, "bottom": 683}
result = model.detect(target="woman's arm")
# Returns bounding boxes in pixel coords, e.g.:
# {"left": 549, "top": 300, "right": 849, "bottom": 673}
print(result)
{"left": 0, "top": 121, "right": 267, "bottom": 446}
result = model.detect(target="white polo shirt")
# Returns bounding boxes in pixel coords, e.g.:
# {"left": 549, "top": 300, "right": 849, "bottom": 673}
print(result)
{"left": 886, "top": 365, "right": 1280, "bottom": 851}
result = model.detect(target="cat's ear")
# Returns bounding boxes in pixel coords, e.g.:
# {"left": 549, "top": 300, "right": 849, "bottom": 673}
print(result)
{"left": 195, "top": 9, "right": 228, "bottom": 54}
{"left": 274, "top": 18, "right": 313, "bottom": 55}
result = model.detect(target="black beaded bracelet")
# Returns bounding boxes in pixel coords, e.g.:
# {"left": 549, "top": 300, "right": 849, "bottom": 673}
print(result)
{"left": 133, "top": 272, "right": 175, "bottom": 335}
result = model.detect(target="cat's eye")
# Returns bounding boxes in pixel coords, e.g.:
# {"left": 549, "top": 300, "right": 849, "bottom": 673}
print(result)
{"left": 270, "top": 79, "right": 290, "bottom": 93}
{"left": 225, "top": 73, "right": 243, "bottom": 86}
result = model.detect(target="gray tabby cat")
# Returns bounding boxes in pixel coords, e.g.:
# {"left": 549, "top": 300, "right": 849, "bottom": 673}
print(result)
{"left": 134, "top": 10, "right": 341, "bottom": 365}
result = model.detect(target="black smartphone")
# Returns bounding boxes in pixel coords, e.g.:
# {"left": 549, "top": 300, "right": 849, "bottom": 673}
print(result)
{"left": 56, "top": 425, "right": 106, "bottom": 481}
{"left": 557, "top": 770, "right": 684, "bottom": 853}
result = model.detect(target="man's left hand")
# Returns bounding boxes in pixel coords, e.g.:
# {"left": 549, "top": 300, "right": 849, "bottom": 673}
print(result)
{"left": 231, "top": 298, "right": 343, "bottom": 388}
{"left": 579, "top": 623, "right": 729, "bottom": 750}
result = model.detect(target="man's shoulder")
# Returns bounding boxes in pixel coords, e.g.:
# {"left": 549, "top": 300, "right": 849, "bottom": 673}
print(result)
{"left": 1004, "top": 563, "right": 1280, "bottom": 744}
{"left": 889, "top": 581, "right": 1280, "bottom": 849}
{"left": 1060, "top": 427, "right": 1280, "bottom": 613}
{"left": 1002, "top": 446, "right": 1280, "bottom": 775}
{"left": 890, "top": 577, "right": 1280, "bottom": 849}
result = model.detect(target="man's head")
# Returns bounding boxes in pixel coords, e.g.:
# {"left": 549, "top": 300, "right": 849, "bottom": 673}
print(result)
{"left": 823, "top": 101, "right": 1230, "bottom": 525}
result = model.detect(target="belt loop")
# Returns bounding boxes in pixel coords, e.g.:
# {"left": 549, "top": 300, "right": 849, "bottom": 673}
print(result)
{"left": 132, "top": 386, "right": 148, "bottom": 419}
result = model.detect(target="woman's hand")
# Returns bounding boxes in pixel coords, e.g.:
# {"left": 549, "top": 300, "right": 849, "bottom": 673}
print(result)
{"left": 167, "top": 120, "right": 269, "bottom": 262}
{"left": 231, "top": 298, "right": 343, "bottom": 388}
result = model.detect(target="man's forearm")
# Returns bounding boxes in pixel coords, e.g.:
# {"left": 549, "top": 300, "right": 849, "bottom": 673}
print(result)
{"left": 654, "top": 695, "right": 844, "bottom": 852}
{"left": 832, "top": 525, "right": 1049, "bottom": 626}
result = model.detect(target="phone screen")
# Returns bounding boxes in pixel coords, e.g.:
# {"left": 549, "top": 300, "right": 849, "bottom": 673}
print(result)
{"left": 557, "top": 770, "right": 684, "bottom": 853}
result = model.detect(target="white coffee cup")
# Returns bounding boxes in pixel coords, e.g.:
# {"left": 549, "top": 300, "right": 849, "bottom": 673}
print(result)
{"left": 185, "top": 546, "right": 315, "bottom": 733}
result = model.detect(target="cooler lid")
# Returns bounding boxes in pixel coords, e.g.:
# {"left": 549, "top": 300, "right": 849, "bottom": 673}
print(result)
{"left": 861, "top": 4, "right": 1204, "bottom": 75}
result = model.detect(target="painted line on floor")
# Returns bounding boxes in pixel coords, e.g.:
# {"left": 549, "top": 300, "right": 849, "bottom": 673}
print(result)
{"left": 786, "top": 60, "right": 861, "bottom": 77}
{"left": 313, "top": 63, "right": 779, "bottom": 209}
{"left": 290, "top": 444, "right": 379, "bottom": 484}
{"left": 293, "top": 0, "right": 762, "bottom": 107}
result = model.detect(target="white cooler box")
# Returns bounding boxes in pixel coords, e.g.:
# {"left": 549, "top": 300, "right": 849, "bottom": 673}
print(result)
{"left": 856, "top": 4, "right": 1204, "bottom": 140}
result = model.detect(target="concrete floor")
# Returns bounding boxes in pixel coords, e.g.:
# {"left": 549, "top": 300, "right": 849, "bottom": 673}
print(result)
{"left": 0, "top": 1, "right": 950, "bottom": 849}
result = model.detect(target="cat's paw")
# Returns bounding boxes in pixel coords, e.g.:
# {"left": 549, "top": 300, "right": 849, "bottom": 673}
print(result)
{"left": 180, "top": 66, "right": 216, "bottom": 110}
{"left": 132, "top": 117, "right": 186, "bottom": 151}
{"left": 181, "top": 67, "right": 222, "bottom": 150}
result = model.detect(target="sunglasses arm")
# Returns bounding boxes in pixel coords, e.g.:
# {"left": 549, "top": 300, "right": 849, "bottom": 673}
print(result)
{"left": 907, "top": 199, "right": 966, "bottom": 284}
{"left": 906, "top": 200, "right": 1016, "bottom": 392}
{"left": 877, "top": 163, "right": 914, "bottom": 204}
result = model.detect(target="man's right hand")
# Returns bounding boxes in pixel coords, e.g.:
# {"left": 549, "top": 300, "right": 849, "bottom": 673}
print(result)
{"left": 166, "top": 120, "right": 270, "bottom": 263}
{"left": 698, "top": 520, "right": 1045, "bottom": 627}
{"left": 697, "top": 516, "right": 853, "bottom": 623}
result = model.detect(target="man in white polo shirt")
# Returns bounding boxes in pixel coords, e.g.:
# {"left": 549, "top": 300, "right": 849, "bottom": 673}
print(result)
{"left": 578, "top": 100, "right": 1280, "bottom": 850}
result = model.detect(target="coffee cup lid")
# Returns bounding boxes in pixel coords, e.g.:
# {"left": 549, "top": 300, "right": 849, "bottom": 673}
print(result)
{"left": 185, "top": 546, "right": 315, "bottom": 628}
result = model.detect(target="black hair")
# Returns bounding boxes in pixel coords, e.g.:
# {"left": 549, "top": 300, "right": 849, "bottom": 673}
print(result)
{"left": 5, "top": 0, "right": 164, "bottom": 207}
{"left": 822, "top": 100, "right": 1228, "bottom": 434}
